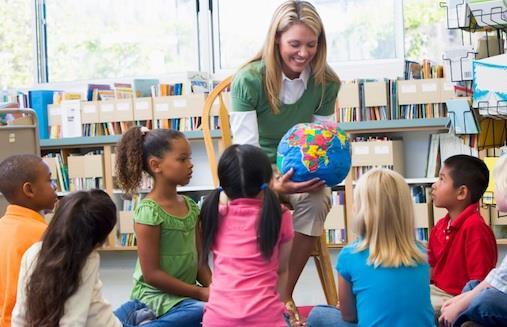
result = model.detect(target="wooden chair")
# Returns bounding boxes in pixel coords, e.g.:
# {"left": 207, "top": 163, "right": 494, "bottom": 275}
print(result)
{"left": 202, "top": 76, "right": 338, "bottom": 305}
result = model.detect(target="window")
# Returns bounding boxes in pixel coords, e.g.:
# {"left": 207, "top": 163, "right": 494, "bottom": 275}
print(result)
{"left": 404, "top": 0, "right": 462, "bottom": 61}
{"left": 213, "top": 0, "right": 404, "bottom": 74}
{"left": 318, "top": 0, "right": 398, "bottom": 62}
{"left": 212, "top": 0, "right": 283, "bottom": 71}
{"left": 0, "top": 0, "right": 35, "bottom": 88}
{"left": 44, "top": 0, "right": 199, "bottom": 82}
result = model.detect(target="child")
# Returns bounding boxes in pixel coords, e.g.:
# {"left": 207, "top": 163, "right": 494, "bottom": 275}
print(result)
{"left": 12, "top": 190, "right": 151, "bottom": 326}
{"left": 199, "top": 144, "right": 294, "bottom": 326}
{"left": 306, "top": 168, "right": 434, "bottom": 326}
{"left": 115, "top": 127, "right": 211, "bottom": 326}
{"left": 0, "top": 154, "right": 57, "bottom": 327}
{"left": 429, "top": 155, "right": 497, "bottom": 312}
{"left": 439, "top": 155, "right": 507, "bottom": 327}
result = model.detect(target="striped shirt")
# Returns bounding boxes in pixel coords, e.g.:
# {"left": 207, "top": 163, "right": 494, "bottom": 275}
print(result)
{"left": 486, "top": 255, "right": 507, "bottom": 294}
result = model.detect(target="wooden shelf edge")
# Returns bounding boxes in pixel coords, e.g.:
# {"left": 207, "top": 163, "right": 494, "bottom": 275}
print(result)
{"left": 41, "top": 129, "right": 222, "bottom": 149}
{"left": 338, "top": 118, "right": 451, "bottom": 134}
{"left": 496, "top": 239, "right": 507, "bottom": 245}
{"left": 100, "top": 246, "right": 138, "bottom": 251}
{"left": 327, "top": 243, "right": 345, "bottom": 249}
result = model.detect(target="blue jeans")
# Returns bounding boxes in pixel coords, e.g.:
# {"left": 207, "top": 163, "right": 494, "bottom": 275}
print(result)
{"left": 115, "top": 299, "right": 205, "bottom": 327}
{"left": 454, "top": 280, "right": 507, "bottom": 327}
{"left": 306, "top": 305, "right": 357, "bottom": 327}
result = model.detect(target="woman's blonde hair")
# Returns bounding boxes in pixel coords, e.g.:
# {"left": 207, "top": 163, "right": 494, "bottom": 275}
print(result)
{"left": 494, "top": 155, "right": 507, "bottom": 197}
{"left": 243, "top": 0, "right": 340, "bottom": 114}
{"left": 353, "top": 168, "right": 426, "bottom": 268}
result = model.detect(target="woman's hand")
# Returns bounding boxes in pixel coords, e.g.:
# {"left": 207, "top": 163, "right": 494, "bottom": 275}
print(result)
{"left": 273, "top": 168, "right": 325, "bottom": 194}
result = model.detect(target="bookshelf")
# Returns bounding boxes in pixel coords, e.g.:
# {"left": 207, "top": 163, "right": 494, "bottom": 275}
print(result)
{"left": 338, "top": 118, "right": 452, "bottom": 243}
{"left": 40, "top": 130, "right": 222, "bottom": 251}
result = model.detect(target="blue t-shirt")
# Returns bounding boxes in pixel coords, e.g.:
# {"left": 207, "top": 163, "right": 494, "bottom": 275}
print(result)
{"left": 337, "top": 242, "right": 434, "bottom": 327}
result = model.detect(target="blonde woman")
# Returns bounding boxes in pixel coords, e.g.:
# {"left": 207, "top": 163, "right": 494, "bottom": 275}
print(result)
{"left": 229, "top": 1, "right": 340, "bottom": 321}
{"left": 439, "top": 155, "right": 507, "bottom": 327}
{"left": 307, "top": 169, "right": 434, "bottom": 327}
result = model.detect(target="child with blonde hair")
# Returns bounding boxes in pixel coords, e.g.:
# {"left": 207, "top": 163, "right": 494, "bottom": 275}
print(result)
{"left": 439, "top": 155, "right": 507, "bottom": 326}
{"left": 307, "top": 168, "right": 434, "bottom": 326}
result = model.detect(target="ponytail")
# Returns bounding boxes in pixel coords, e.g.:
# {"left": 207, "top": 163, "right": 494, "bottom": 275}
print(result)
{"left": 115, "top": 127, "right": 145, "bottom": 194}
{"left": 258, "top": 186, "right": 282, "bottom": 260}
{"left": 199, "top": 188, "right": 222, "bottom": 266}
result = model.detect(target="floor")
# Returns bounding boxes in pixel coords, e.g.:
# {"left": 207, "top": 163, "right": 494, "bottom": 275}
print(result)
{"left": 101, "top": 246, "right": 507, "bottom": 309}
{"left": 100, "top": 249, "right": 340, "bottom": 308}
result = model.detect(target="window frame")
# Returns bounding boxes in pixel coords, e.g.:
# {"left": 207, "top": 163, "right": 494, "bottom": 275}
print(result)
{"left": 34, "top": 0, "right": 205, "bottom": 86}
{"left": 30, "top": 0, "right": 406, "bottom": 88}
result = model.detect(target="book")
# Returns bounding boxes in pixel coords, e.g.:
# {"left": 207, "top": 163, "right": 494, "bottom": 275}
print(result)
{"left": 87, "top": 84, "right": 111, "bottom": 101}
{"left": 133, "top": 79, "right": 160, "bottom": 97}
{"left": 28, "top": 90, "right": 56, "bottom": 139}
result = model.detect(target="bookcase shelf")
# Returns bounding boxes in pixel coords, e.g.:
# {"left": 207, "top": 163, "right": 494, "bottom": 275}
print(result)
{"left": 112, "top": 185, "right": 216, "bottom": 194}
{"left": 100, "top": 246, "right": 138, "bottom": 251}
{"left": 405, "top": 177, "right": 438, "bottom": 184}
{"left": 327, "top": 244, "right": 345, "bottom": 249}
{"left": 338, "top": 118, "right": 451, "bottom": 134}
{"left": 40, "top": 129, "right": 222, "bottom": 149}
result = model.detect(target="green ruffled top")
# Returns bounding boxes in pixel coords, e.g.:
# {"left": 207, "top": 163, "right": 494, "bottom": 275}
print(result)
{"left": 130, "top": 196, "right": 199, "bottom": 316}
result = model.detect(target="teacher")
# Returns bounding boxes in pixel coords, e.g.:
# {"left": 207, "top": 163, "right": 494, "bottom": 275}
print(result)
{"left": 229, "top": 0, "right": 341, "bottom": 323}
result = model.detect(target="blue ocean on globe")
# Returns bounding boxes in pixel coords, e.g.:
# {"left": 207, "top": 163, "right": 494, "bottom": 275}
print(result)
{"left": 276, "top": 122, "right": 351, "bottom": 187}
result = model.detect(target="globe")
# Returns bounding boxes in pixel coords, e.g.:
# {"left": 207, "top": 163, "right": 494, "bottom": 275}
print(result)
{"left": 276, "top": 122, "right": 352, "bottom": 187}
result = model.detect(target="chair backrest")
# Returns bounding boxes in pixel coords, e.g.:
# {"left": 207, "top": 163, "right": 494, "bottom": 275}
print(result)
{"left": 202, "top": 76, "right": 233, "bottom": 187}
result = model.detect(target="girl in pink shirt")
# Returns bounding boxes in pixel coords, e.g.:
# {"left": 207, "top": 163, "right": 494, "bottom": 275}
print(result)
{"left": 199, "top": 144, "right": 295, "bottom": 326}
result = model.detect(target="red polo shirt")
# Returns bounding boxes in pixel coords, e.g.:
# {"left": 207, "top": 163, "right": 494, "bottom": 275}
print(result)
{"left": 428, "top": 203, "right": 497, "bottom": 295}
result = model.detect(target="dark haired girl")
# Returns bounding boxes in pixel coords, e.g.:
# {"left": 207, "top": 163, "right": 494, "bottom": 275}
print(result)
{"left": 114, "top": 127, "right": 211, "bottom": 326}
{"left": 12, "top": 190, "right": 139, "bottom": 326}
{"left": 200, "top": 144, "right": 294, "bottom": 326}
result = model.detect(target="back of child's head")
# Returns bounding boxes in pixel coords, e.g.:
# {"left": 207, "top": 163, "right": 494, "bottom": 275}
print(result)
{"left": 25, "top": 189, "right": 116, "bottom": 326}
{"left": 444, "top": 154, "right": 489, "bottom": 204}
{"left": 353, "top": 168, "right": 425, "bottom": 268}
{"left": 494, "top": 155, "right": 507, "bottom": 212}
{"left": 115, "top": 126, "right": 185, "bottom": 194}
{"left": 200, "top": 144, "right": 282, "bottom": 262}
{"left": 0, "top": 154, "right": 44, "bottom": 203}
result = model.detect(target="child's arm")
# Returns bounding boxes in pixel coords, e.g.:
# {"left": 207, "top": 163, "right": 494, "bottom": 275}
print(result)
{"left": 439, "top": 279, "right": 491, "bottom": 326}
{"left": 136, "top": 223, "right": 208, "bottom": 301}
{"left": 338, "top": 272, "right": 357, "bottom": 323}
{"left": 277, "top": 239, "right": 293, "bottom": 297}
{"left": 195, "top": 224, "right": 212, "bottom": 287}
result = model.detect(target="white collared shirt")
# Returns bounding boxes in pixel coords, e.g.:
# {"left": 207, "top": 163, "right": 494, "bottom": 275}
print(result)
{"left": 230, "top": 67, "right": 334, "bottom": 147}
{"left": 280, "top": 66, "right": 311, "bottom": 105}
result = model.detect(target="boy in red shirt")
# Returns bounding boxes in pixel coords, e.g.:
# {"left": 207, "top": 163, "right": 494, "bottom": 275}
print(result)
{"left": 0, "top": 154, "right": 57, "bottom": 327}
{"left": 429, "top": 154, "right": 497, "bottom": 313}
